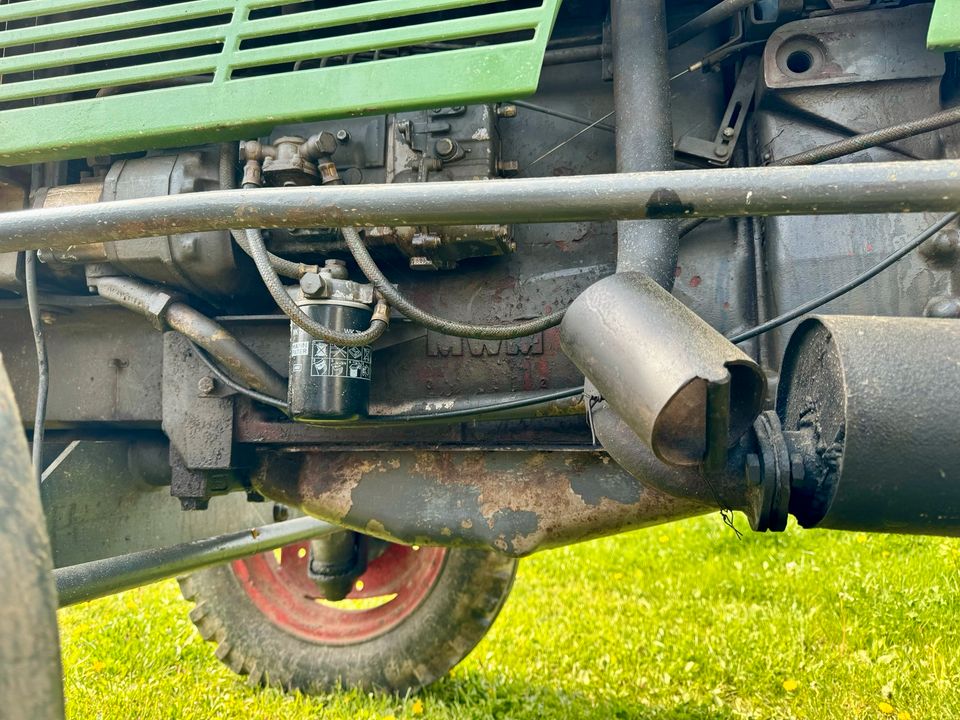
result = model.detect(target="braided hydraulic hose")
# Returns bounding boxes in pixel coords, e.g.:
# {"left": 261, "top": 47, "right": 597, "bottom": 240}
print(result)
{"left": 244, "top": 228, "right": 388, "bottom": 347}
{"left": 219, "top": 143, "right": 308, "bottom": 280}
{"left": 340, "top": 226, "right": 566, "bottom": 340}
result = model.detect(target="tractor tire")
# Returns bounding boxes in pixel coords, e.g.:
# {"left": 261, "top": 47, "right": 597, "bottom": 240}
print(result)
{"left": 0, "top": 362, "right": 64, "bottom": 720}
{"left": 179, "top": 542, "right": 517, "bottom": 694}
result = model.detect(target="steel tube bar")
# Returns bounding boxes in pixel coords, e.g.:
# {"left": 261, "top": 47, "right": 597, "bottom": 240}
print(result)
{"left": 55, "top": 516, "right": 338, "bottom": 607}
{"left": 667, "top": 0, "right": 756, "bottom": 48}
{"left": 94, "top": 275, "right": 287, "bottom": 398}
{"left": 612, "top": 0, "right": 679, "bottom": 286}
{"left": 0, "top": 160, "right": 958, "bottom": 252}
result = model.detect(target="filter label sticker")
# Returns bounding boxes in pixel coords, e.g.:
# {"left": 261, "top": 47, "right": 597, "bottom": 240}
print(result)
{"left": 291, "top": 340, "right": 310, "bottom": 357}
{"left": 309, "top": 341, "right": 372, "bottom": 380}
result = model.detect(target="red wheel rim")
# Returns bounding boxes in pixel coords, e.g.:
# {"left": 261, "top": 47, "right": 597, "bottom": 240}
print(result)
{"left": 232, "top": 542, "right": 447, "bottom": 645}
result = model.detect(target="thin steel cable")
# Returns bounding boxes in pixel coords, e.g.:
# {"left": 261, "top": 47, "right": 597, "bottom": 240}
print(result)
{"left": 25, "top": 249, "right": 47, "bottom": 484}
{"left": 514, "top": 101, "right": 615, "bottom": 133}
{"left": 519, "top": 110, "right": 616, "bottom": 174}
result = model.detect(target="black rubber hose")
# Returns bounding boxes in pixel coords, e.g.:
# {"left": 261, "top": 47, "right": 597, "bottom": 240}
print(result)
{"left": 729, "top": 212, "right": 959, "bottom": 343}
{"left": 244, "top": 228, "right": 388, "bottom": 347}
{"left": 340, "top": 226, "right": 566, "bottom": 340}
{"left": 190, "top": 333, "right": 587, "bottom": 423}
{"left": 188, "top": 340, "right": 289, "bottom": 411}
{"left": 668, "top": 0, "right": 756, "bottom": 49}
{"left": 24, "top": 250, "right": 48, "bottom": 484}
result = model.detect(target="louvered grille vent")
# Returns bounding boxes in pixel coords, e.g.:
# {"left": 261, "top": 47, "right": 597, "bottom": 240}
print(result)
{"left": 0, "top": 0, "right": 561, "bottom": 164}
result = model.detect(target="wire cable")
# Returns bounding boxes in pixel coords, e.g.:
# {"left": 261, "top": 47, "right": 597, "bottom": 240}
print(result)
{"left": 366, "top": 385, "right": 584, "bottom": 425}
{"left": 774, "top": 104, "right": 960, "bottom": 167}
{"left": 341, "top": 226, "right": 566, "bottom": 339}
{"left": 189, "top": 333, "right": 585, "bottom": 422}
{"left": 729, "top": 212, "right": 958, "bottom": 343}
{"left": 244, "top": 228, "right": 388, "bottom": 347}
{"left": 678, "top": 105, "right": 960, "bottom": 240}
{"left": 189, "top": 338, "right": 289, "bottom": 411}
{"left": 513, "top": 101, "right": 615, "bottom": 133}
{"left": 25, "top": 250, "right": 48, "bottom": 484}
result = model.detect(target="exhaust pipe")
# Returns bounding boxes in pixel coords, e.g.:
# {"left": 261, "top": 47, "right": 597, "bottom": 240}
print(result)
{"left": 560, "top": 273, "right": 766, "bottom": 471}
{"left": 559, "top": 0, "right": 765, "bottom": 501}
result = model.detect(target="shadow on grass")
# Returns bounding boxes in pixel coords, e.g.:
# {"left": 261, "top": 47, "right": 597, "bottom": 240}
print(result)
{"left": 425, "top": 671, "right": 739, "bottom": 720}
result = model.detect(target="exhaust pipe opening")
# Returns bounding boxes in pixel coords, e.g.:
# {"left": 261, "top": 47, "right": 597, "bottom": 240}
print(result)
{"left": 560, "top": 272, "right": 766, "bottom": 470}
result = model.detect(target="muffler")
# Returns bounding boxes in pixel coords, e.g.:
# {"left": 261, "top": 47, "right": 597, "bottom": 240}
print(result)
{"left": 778, "top": 315, "right": 960, "bottom": 536}
{"left": 560, "top": 272, "right": 766, "bottom": 471}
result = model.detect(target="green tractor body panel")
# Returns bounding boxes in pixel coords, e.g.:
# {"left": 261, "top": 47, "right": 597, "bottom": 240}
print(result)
{"left": 0, "top": 0, "right": 561, "bottom": 166}
{"left": 927, "top": 0, "right": 960, "bottom": 51}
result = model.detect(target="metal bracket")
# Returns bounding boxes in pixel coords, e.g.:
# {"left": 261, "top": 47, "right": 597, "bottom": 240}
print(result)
{"left": 675, "top": 55, "right": 760, "bottom": 167}
{"left": 745, "top": 410, "right": 791, "bottom": 532}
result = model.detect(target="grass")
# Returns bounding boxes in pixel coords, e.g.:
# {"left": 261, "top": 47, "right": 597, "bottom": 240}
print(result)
{"left": 59, "top": 514, "right": 960, "bottom": 719}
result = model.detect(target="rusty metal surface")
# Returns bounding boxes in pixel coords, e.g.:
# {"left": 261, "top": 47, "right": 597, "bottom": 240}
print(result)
{"left": 589, "top": 403, "right": 755, "bottom": 511}
{"left": 778, "top": 315, "right": 960, "bottom": 536}
{"left": 253, "top": 449, "right": 709, "bottom": 557}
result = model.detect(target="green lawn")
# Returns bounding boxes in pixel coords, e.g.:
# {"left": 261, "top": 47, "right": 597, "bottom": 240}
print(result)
{"left": 59, "top": 515, "right": 960, "bottom": 719}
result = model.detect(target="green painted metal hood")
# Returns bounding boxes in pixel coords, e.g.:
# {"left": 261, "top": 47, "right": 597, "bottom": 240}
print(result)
{"left": 928, "top": 0, "right": 960, "bottom": 51}
{"left": 0, "top": 0, "right": 562, "bottom": 166}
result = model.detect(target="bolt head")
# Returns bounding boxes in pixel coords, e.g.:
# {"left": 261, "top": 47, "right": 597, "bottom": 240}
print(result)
{"left": 497, "top": 103, "right": 518, "bottom": 118}
{"left": 435, "top": 138, "right": 456, "bottom": 157}
{"left": 197, "top": 376, "right": 216, "bottom": 395}
{"left": 300, "top": 272, "right": 326, "bottom": 297}
{"left": 335, "top": 129, "right": 351, "bottom": 143}
{"left": 309, "top": 131, "right": 338, "bottom": 156}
